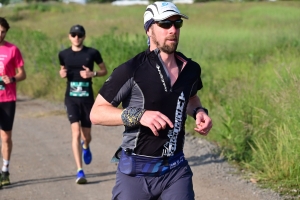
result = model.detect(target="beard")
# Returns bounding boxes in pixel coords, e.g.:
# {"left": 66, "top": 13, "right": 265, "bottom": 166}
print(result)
{"left": 152, "top": 33, "right": 178, "bottom": 54}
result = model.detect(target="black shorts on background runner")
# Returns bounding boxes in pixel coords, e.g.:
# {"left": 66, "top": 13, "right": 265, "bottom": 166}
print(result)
{"left": 64, "top": 97, "right": 93, "bottom": 128}
{"left": 0, "top": 101, "right": 16, "bottom": 131}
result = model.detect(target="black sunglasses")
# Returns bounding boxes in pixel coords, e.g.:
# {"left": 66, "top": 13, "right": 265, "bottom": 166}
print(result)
{"left": 156, "top": 19, "right": 183, "bottom": 29}
{"left": 71, "top": 33, "right": 84, "bottom": 38}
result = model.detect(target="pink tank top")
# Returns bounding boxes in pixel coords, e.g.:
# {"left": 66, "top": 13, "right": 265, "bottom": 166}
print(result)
{"left": 0, "top": 41, "right": 24, "bottom": 102}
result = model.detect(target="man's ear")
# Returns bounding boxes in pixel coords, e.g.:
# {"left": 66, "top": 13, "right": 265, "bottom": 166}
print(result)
{"left": 146, "top": 28, "right": 151, "bottom": 37}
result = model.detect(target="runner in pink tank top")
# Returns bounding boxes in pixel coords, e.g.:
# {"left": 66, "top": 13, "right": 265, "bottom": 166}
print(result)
{"left": 0, "top": 17, "right": 26, "bottom": 188}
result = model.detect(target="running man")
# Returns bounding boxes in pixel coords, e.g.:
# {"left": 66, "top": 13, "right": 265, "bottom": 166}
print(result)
{"left": 58, "top": 24, "right": 107, "bottom": 184}
{"left": 90, "top": 2, "right": 212, "bottom": 199}
{"left": 0, "top": 17, "right": 26, "bottom": 188}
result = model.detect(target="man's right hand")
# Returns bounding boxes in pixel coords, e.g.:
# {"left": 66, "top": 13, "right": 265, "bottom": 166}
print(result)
{"left": 140, "top": 111, "right": 174, "bottom": 136}
{"left": 59, "top": 66, "right": 67, "bottom": 78}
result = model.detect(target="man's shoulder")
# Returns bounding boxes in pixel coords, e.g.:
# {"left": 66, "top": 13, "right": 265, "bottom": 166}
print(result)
{"left": 83, "top": 46, "right": 100, "bottom": 54}
{"left": 59, "top": 47, "right": 72, "bottom": 55}
{"left": 176, "top": 51, "right": 200, "bottom": 67}
{"left": 175, "top": 51, "right": 190, "bottom": 61}
{"left": 125, "top": 50, "right": 147, "bottom": 66}
{"left": 2, "top": 41, "right": 20, "bottom": 51}
{"left": 113, "top": 50, "right": 147, "bottom": 75}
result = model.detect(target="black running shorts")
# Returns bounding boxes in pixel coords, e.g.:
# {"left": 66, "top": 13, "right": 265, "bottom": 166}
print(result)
{"left": 0, "top": 101, "right": 16, "bottom": 131}
{"left": 64, "top": 97, "right": 93, "bottom": 128}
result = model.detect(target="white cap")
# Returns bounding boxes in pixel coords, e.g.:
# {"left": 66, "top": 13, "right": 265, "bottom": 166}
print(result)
{"left": 144, "top": 1, "right": 188, "bottom": 25}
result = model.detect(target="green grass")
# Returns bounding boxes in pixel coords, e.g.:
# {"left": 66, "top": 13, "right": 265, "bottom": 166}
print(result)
{"left": 1, "top": 1, "right": 300, "bottom": 197}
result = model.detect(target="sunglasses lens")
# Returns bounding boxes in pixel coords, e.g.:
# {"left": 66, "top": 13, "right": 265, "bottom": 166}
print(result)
{"left": 157, "top": 19, "right": 183, "bottom": 29}
{"left": 71, "top": 33, "right": 84, "bottom": 38}
{"left": 157, "top": 21, "right": 172, "bottom": 29}
{"left": 174, "top": 20, "right": 183, "bottom": 29}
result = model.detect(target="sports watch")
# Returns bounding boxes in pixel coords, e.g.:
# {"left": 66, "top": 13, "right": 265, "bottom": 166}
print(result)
{"left": 193, "top": 106, "right": 208, "bottom": 120}
{"left": 11, "top": 77, "right": 16, "bottom": 83}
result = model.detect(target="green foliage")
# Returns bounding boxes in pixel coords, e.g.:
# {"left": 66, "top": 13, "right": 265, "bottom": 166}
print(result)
{"left": 87, "top": 0, "right": 111, "bottom": 3}
{"left": 86, "top": 32, "right": 147, "bottom": 96}
{"left": 6, "top": 28, "right": 147, "bottom": 100}
{"left": 15, "top": 3, "right": 51, "bottom": 12}
{"left": 0, "top": 0, "right": 10, "bottom": 5}
{"left": 11, "top": 2, "right": 68, "bottom": 12}
{"left": 179, "top": 2, "right": 300, "bottom": 196}
{"left": 250, "top": 125, "right": 300, "bottom": 196}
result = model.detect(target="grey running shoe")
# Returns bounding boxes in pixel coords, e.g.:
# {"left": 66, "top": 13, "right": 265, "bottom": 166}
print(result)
{"left": 1, "top": 171, "right": 10, "bottom": 186}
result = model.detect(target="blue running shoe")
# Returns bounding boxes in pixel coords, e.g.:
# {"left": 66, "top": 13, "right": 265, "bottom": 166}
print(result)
{"left": 76, "top": 170, "right": 87, "bottom": 184}
{"left": 82, "top": 142, "right": 92, "bottom": 165}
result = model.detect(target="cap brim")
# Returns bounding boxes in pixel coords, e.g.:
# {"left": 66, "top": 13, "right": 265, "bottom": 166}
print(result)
{"left": 152, "top": 12, "right": 188, "bottom": 21}
{"left": 70, "top": 31, "right": 85, "bottom": 34}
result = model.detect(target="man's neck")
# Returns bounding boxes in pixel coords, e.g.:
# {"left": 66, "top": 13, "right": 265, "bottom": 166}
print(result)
{"left": 0, "top": 40, "right": 6, "bottom": 46}
{"left": 159, "top": 51, "right": 177, "bottom": 69}
{"left": 71, "top": 45, "right": 83, "bottom": 52}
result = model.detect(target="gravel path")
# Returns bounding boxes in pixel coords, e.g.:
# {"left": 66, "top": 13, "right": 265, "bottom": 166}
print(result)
{"left": 0, "top": 96, "right": 284, "bottom": 200}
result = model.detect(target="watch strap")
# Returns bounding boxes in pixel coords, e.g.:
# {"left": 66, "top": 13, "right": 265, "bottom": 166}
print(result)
{"left": 193, "top": 106, "right": 208, "bottom": 120}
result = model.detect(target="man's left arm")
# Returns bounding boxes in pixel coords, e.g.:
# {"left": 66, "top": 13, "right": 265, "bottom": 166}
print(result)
{"left": 93, "top": 62, "right": 107, "bottom": 77}
{"left": 3, "top": 47, "right": 26, "bottom": 84}
{"left": 2, "top": 66, "right": 26, "bottom": 84}
{"left": 80, "top": 62, "right": 107, "bottom": 79}
{"left": 93, "top": 49, "right": 107, "bottom": 77}
{"left": 14, "top": 66, "right": 26, "bottom": 82}
{"left": 187, "top": 95, "right": 212, "bottom": 136}
{"left": 14, "top": 47, "right": 26, "bottom": 82}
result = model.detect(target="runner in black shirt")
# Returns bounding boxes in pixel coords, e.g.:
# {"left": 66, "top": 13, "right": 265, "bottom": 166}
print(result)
{"left": 58, "top": 24, "right": 107, "bottom": 184}
{"left": 90, "top": 2, "right": 212, "bottom": 199}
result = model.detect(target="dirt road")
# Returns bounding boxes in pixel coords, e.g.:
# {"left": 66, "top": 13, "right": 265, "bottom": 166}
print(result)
{"left": 1, "top": 96, "right": 283, "bottom": 200}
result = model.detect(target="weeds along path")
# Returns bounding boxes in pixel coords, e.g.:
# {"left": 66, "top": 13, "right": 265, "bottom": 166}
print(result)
{"left": 1, "top": 96, "right": 283, "bottom": 200}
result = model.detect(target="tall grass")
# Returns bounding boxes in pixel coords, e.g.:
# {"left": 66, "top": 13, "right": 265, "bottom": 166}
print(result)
{"left": 1, "top": 1, "right": 300, "bottom": 196}
{"left": 184, "top": 3, "right": 300, "bottom": 196}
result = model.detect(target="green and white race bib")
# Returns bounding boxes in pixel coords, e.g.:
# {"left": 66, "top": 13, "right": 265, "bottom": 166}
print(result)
{"left": 69, "top": 82, "right": 90, "bottom": 97}
{"left": 0, "top": 77, "right": 5, "bottom": 91}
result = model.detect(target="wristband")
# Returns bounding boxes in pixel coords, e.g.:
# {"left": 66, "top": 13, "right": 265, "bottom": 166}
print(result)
{"left": 193, "top": 106, "right": 208, "bottom": 120}
{"left": 93, "top": 71, "right": 97, "bottom": 77}
{"left": 11, "top": 77, "right": 16, "bottom": 83}
{"left": 121, "top": 107, "right": 146, "bottom": 127}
